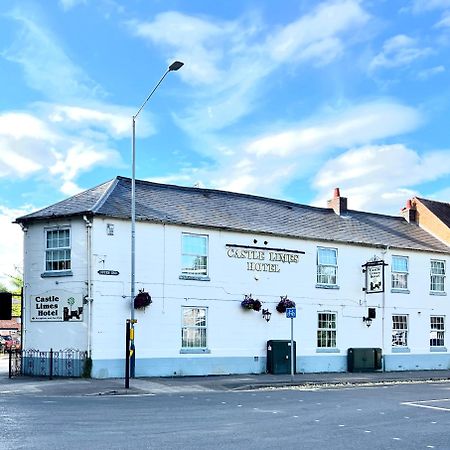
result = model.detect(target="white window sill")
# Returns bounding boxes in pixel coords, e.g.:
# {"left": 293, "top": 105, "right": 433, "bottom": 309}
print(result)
{"left": 392, "top": 347, "right": 410, "bottom": 353}
{"left": 430, "top": 291, "right": 447, "bottom": 296}
{"left": 179, "top": 275, "right": 210, "bottom": 281}
{"left": 41, "top": 270, "right": 73, "bottom": 278}
{"left": 180, "top": 348, "right": 211, "bottom": 354}
{"left": 430, "top": 346, "right": 447, "bottom": 353}
{"left": 316, "top": 348, "right": 340, "bottom": 353}
{"left": 391, "top": 289, "right": 410, "bottom": 294}
{"left": 315, "top": 284, "right": 339, "bottom": 290}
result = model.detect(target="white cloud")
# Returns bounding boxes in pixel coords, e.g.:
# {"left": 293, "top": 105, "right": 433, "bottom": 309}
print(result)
{"left": 0, "top": 112, "right": 54, "bottom": 141}
{"left": 3, "top": 6, "right": 104, "bottom": 102}
{"left": 369, "top": 35, "right": 433, "bottom": 71}
{"left": 59, "top": 0, "right": 87, "bottom": 11}
{"left": 267, "top": 0, "right": 368, "bottom": 63}
{"left": 246, "top": 101, "right": 421, "bottom": 157}
{"left": 48, "top": 105, "right": 134, "bottom": 139}
{"left": 417, "top": 65, "right": 445, "bottom": 80}
{"left": 312, "top": 144, "right": 450, "bottom": 214}
{"left": 411, "top": 0, "right": 450, "bottom": 13}
{"left": 159, "top": 100, "right": 424, "bottom": 203}
{"left": 0, "top": 106, "right": 124, "bottom": 192}
{"left": 50, "top": 142, "right": 119, "bottom": 182}
{"left": 128, "top": 1, "right": 370, "bottom": 133}
{"left": 435, "top": 12, "right": 450, "bottom": 27}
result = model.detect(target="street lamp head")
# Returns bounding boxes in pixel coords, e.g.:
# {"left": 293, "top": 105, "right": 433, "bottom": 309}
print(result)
{"left": 169, "top": 61, "right": 184, "bottom": 71}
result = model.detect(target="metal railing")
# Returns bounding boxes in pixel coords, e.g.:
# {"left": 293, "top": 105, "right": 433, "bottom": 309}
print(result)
{"left": 9, "top": 348, "right": 88, "bottom": 378}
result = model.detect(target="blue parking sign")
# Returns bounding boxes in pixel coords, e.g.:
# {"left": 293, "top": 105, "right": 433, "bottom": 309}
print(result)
{"left": 286, "top": 308, "right": 296, "bottom": 318}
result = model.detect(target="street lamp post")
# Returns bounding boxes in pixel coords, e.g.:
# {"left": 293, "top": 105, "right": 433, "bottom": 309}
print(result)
{"left": 127, "top": 61, "right": 184, "bottom": 385}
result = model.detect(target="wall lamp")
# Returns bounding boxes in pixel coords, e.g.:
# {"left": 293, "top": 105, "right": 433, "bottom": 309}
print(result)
{"left": 262, "top": 309, "right": 272, "bottom": 322}
{"left": 363, "top": 307, "right": 376, "bottom": 327}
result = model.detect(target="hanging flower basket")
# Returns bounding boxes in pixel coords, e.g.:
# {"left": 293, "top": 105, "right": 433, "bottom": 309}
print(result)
{"left": 241, "top": 294, "right": 262, "bottom": 312}
{"left": 276, "top": 295, "right": 295, "bottom": 313}
{"left": 134, "top": 289, "right": 152, "bottom": 309}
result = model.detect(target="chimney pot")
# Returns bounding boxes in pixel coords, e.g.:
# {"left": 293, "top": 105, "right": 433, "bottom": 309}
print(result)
{"left": 406, "top": 199, "right": 412, "bottom": 209}
{"left": 334, "top": 187, "right": 340, "bottom": 198}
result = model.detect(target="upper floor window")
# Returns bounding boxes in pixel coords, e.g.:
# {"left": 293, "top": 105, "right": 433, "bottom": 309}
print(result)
{"left": 430, "top": 260, "right": 446, "bottom": 292}
{"left": 45, "top": 228, "right": 71, "bottom": 272}
{"left": 317, "top": 247, "right": 338, "bottom": 286}
{"left": 430, "top": 316, "right": 445, "bottom": 348}
{"left": 317, "top": 312, "right": 337, "bottom": 348}
{"left": 392, "top": 255, "right": 408, "bottom": 290}
{"left": 181, "top": 233, "right": 208, "bottom": 278}
{"left": 181, "top": 307, "right": 207, "bottom": 349}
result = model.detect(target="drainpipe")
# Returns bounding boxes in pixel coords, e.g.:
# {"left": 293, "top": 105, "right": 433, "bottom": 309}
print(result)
{"left": 83, "top": 216, "right": 93, "bottom": 358}
{"left": 380, "top": 245, "right": 390, "bottom": 371}
{"left": 19, "top": 223, "right": 28, "bottom": 350}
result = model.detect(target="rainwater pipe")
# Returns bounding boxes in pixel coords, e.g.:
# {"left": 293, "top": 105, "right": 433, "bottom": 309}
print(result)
{"left": 83, "top": 215, "right": 93, "bottom": 358}
{"left": 380, "top": 244, "right": 390, "bottom": 371}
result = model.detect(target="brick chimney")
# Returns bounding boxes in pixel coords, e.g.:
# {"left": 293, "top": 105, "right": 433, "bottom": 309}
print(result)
{"left": 327, "top": 187, "right": 347, "bottom": 216}
{"left": 401, "top": 199, "right": 416, "bottom": 223}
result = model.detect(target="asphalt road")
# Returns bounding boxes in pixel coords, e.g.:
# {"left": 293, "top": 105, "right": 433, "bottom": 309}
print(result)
{"left": 1, "top": 381, "right": 450, "bottom": 450}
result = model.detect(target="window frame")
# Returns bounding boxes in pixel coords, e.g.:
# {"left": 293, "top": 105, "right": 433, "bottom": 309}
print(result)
{"left": 391, "top": 255, "right": 409, "bottom": 291}
{"left": 181, "top": 306, "right": 208, "bottom": 351}
{"left": 316, "top": 247, "right": 338, "bottom": 287}
{"left": 317, "top": 312, "right": 337, "bottom": 349}
{"left": 430, "top": 315, "right": 445, "bottom": 348}
{"left": 430, "top": 260, "right": 446, "bottom": 293}
{"left": 44, "top": 227, "right": 72, "bottom": 273}
{"left": 392, "top": 314, "right": 408, "bottom": 348}
{"left": 180, "top": 233, "right": 209, "bottom": 280}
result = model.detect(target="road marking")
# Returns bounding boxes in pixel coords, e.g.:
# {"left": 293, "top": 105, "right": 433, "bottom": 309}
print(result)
{"left": 402, "top": 398, "right": 450, "bottom": 412}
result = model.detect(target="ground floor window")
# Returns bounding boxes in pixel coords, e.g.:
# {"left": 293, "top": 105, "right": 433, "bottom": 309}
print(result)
{"left": 430, "top": 316, "right": 445, "bottom": 347}
{"left": 317, "top": 312, "right": 337, "bottom": 348}
{"left": 181, "top": 307, "right": 207, "bottom": 349}
{"left": 392, "top": 315, "right": 408, "bottom": 347}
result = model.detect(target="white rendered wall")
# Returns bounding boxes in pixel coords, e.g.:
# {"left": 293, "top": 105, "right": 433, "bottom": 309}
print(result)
{"left": 22, "top": 215, "right": 450, "bottom": 377}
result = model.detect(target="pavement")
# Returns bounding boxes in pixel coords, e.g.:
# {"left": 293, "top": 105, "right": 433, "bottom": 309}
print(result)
{"left": 1, "top": 354, "right": 450, "bottom": 396}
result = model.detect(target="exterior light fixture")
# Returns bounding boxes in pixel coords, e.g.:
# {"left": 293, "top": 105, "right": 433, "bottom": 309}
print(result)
{"left": 362, "top": 307, "right": 376, "bottom": 327}
{"left": 262, "top": 309, "right": 272, "bottom": 322}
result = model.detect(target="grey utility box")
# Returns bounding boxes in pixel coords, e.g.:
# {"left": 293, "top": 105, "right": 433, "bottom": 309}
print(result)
{"left": 267, "top": 340, "right": 296, "bottom": 374}
{"left": 347, "top": 348, "right": 382, "bottom": 372}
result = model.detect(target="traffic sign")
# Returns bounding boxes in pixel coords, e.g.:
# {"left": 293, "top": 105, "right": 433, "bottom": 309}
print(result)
{"left": 286, "top": 308, "right": 296, "bottom": 318}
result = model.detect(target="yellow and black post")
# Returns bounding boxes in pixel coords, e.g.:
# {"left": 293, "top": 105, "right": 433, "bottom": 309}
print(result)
{"left": 125, "top": 320, "right": 130, "bottom": 388}
{"left": 125, "top": 319, "right": 137, "bottom": 388}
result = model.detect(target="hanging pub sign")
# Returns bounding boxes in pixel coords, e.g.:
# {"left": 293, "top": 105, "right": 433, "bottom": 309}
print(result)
{"left": 30, "top": 290, "right": 84, "bottom": 322}
{"left": 362, "top": 259, "right": 387, "bottom": 294}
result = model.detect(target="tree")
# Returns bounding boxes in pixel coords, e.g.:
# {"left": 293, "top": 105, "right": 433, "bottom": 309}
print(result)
{"left": 0, "top": 266, "right": 23, "bottom": 317}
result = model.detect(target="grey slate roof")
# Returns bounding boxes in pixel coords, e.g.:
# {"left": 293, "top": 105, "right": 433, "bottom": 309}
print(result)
{"left": 417, "top": 197, "right": 450, "bottom": 229}
{"left": 16, "top": 176, "right": 449, "bottom": 254}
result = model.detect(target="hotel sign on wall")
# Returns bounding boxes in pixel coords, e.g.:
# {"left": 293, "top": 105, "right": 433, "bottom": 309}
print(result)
{"left": 226, "top": 244, "right": 304, "bottom": 273}
{"left": 30, "top": 290, "right": 84, "bottom": 322}
{"left": 362, "top": 259, "right": 387, "bottom": 294}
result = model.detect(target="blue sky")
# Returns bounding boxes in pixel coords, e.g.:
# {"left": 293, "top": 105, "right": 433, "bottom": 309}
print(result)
{"left": 1, "top": 0, "right": 450, "bottom": 285}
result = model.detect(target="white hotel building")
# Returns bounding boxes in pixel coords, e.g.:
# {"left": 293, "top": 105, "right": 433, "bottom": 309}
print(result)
{"left": 16, "top": 177, "right": 450, "bottom": 378}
